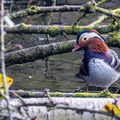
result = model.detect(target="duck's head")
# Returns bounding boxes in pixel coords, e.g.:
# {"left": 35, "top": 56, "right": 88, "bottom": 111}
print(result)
{"left": 72, "top": 30, "right": 106, "bottom": 52}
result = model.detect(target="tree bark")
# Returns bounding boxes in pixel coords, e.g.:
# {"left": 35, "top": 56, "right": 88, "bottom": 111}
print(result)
{"left": 7, "top": 3, "right": 120, "bottom": 20}
{"left": 8, "top": 3, "right": 93, "bottom": 19}
{"left": 4, "top": 23, "right": 119, "bottom": 35}
{"left": 5, "top": 40, "right": 76, "bottom": 66}
{"left": 9, "top": 90, "right": 120, "bottom": 98}
{"left": 0, "top": 97, "right": 119, "bottom": 120}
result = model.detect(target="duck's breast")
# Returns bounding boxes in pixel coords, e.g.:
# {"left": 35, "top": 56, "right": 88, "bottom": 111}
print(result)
{"left": 83, "top": 58, "right": 120, "bottom": 88}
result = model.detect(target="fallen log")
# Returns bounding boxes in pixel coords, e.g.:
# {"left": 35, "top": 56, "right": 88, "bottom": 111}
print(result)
{"left": 0, "top": 95, "right": 120, "bottom": 120}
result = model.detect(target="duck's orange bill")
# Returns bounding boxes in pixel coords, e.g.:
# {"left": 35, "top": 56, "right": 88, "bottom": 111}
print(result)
{"left": 72, "top": 44, "right": 82, "bottom": 52}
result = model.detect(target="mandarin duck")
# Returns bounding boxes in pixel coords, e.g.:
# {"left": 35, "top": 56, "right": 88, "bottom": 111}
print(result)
{"left": 72, "top": 30, "right": 120, "bottom": 92}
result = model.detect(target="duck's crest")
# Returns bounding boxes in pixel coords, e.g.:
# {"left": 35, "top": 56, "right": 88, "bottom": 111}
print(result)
{"left": 88, "top": 38, "right": 109, "bottom": 53}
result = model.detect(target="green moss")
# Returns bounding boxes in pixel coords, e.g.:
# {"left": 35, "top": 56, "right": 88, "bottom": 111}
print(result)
{"left": 23, "top": 11, "right": 28, "bottom": 16}
{"left": 52, "top": 92, "right": 65, "bottom": 97}
{"left": 97, "top": 0, "right": 108, "bottom": 6}
{"left": 109, "top": 22, "right": 118, "bottom": 29}
{"left": 48, "top": 26, "right": 60, "bottom": 36}
{"left": 51, "top": 47, "right": 59, "bottom": 55}
{"left": 72, "top": 93, "right": 98, "bottom": 97}
{"left": 57, "top": 43, "right": 72, "bottom": 53}
{"left": 50, "top": 90, "right": 120, "bottom": 97}
{"left": 72, "top": 90, "right": 112, "bottom": 98}
{"left": 20, "top": 23, "right": 32, "bottom": 30}
{"left": 98, "top": 89, "right": 112, "bottom": 98}
{"left": 112, "top": 9, "right": 120, "bottom": 15}
{"left": 109, "top": 31, "right": 120, "bottom": 41}
{"left": 98, "top": 8, "right": 109, "bottom": 14}
{"left": 107, "top": 31, "right": 120, "bottom": 47}
{"left": 10, "top": 14, "right": 16, "bottom": 19}
{"left": 87, "top": 1, "right": 96, "bottom": 12}
{"left": 63, "top": 26, "right": 72, "bottom": 34}
{"left": 98, "top": 21, "right": 118, "bottom": 34}
{"left": 52, "top": 90, "right": 112, "bottom": 98}
{"left": 28, "top": 6, "right": 40, "bottom": 14}
{"left": 79, "top": 6, "right": 86, "bottom": 11}
{"left": 63, "top": 25, "right": 94, "bottom": 34}
{"left": 73, "top": 26, "right": 93, "bottom": 34}
{"left": 28, "top": 93, "right": 35, "bottom": 97}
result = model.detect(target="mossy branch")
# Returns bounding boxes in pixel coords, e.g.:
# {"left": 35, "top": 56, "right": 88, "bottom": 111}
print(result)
{"left": 8, "top": 1, "right": 96, "bottom": 19}
{"left": 7, "top": 2, "right": 120, "bottom": 20}
{"left": 4, "top": 22, "right": 119, "bottom": 36}
{"left": 5, "top": 40, "right": 75, "bottom": 66}
{"left": 9, "top": 90, "right": 120, "bottom": 98}
{"left": 5, "top": 34, "right": 120, "bottom": 67}
{"left": 96, "top": 0, "right": 108, "bottom": 6}
{"left": 96, "top": 7, "right": 120, "bottom": 19}
{"left": 88, "top": 14, "right": 107, "bottom": 27}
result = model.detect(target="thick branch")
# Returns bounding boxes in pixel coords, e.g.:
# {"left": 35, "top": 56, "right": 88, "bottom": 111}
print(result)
{"left": 8, "top": 3, "right": 93, "bottom": 19}
{"left": 4, "top": 23, "right": 119, "bottom": 36}
{"left": 9, "top": 90, "right": 120, "bottom": 98}
{"left": 0, "top": 96, "right": 120, "bottom": 120}
{"left": 7, "top": 4, "right": 120, "bottom": 20}
{"left": 5, "top": 34, "right": 120, "bottom": 67}
{"left": 5, "top": 40, "right": 75, "bottom": 66}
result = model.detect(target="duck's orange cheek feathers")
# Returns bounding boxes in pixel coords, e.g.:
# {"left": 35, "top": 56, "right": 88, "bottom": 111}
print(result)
{"left": 72, "top": 44, "right": 82, "bottom": 52}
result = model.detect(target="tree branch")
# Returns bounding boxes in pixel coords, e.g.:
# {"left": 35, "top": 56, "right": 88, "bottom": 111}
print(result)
{"left": 8, "top": 3, "right": 94, "bottom": 19}
{"left": 4, "top": 22, "right": 119, "bottom": 36}
{"left": 9, "top": 90, "right": 120, "bottom": 98}
{"left": 5, "top": 40, "right": 75, "bottom": 66}
{"left": 96, "top": 7, "right": 120, "bottom": 19}
{"left": 0, "top": 95, "right": 120, "bottom": 120}
{"left": 7, "top": 3, "right": 120, "bottom": 20}
{"left": 5, "top": 34, "right": 120, "bottom": 67}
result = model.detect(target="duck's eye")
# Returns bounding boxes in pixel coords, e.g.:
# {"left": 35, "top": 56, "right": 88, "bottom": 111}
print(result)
{"left": 83, "top": 38, "right": 87, "bottom": 40}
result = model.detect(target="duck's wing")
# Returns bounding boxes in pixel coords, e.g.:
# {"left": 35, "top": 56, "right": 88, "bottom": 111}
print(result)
{"left": 109, "top": 49, "right": 118, "bottom": 58}
{"left": 108, "top": 49, "right": 120, "bottom": 72}
{"left": 79, "top": 63, "right": 89, "bottom": 76}
{"left": 75, "top": 72, "right": 81, "bottom": 79}
{"left": 74, "top": 63, "right": 89, "bottom": 79}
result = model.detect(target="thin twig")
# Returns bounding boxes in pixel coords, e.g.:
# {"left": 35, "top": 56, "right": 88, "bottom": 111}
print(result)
{"left": 45, "top": 0, "right": 56, "bottom": 75}
{"left": 55, "top": 106, "right": 120, "bottom": 120}
{"left": 88, "top": 14, "right": 107, "bottom": 27}
{"left": 9, "top": 0, "right": 13, "bottom": 13}
{"left": 96, "top": 0, "right": 108, "bottom": 6}
{"left": 1, "top": 0, "right": 13, "bottom": 120}
{"left": 76, "top": 12, "right": 87, "bottom": 25}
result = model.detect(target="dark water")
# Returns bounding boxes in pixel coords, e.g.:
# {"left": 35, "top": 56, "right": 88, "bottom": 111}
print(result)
{"left": 5, "top": 0, "right": 120, "bottom": 93}
{"left": 6, "top": 47, "right": 120, "bottom": 93}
